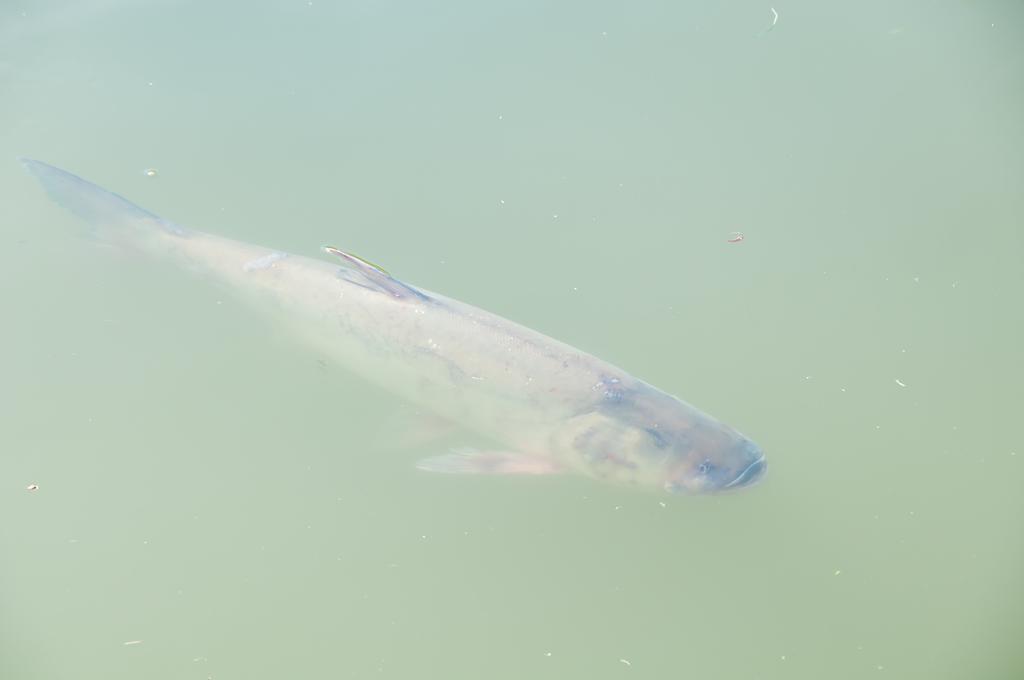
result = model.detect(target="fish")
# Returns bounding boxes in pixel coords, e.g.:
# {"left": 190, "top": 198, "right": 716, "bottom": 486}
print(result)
{"left": 20, "top": 159, "right": 766, "bottom": 494}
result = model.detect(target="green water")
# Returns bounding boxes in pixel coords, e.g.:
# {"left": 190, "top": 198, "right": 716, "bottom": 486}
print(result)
{"left": 2, "top": 1, "right": 1022, "bottom": 678}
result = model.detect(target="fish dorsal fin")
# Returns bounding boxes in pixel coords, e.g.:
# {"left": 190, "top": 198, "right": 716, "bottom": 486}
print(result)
{"left": 322, "top": 245, "right": 428, "bottom": 301}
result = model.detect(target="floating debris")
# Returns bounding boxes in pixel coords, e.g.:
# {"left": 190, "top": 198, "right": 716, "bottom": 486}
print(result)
{"left": 727, "top": 232, "right": 745, "bottom": 243}
{"left": 123, "top": 640, "right": 143, "bottom": 646}
{"left": 26, "top": 483, "right": 39, "bottom": 491}
{"left": 894, "top": 379, "right": 908, "bottom": 388}
{"left": 619, "top": 658, "right": 632, "bottom": 666}
{"left": 143, "top": 168, "right": 158, "bottom": 178}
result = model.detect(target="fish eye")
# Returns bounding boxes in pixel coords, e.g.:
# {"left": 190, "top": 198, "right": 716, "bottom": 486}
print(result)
{"left": 697, "top": 459, "right": 712, "bottom": 474}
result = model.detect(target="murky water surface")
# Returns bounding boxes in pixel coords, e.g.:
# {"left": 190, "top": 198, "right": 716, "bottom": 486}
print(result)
{"left": 2, "top": 1, "right": 1022, "bottom": 678}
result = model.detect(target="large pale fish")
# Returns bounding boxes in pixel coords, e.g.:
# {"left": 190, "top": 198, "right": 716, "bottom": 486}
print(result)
{"left": 21, "top": 159, "right": 765, "bottom": 494}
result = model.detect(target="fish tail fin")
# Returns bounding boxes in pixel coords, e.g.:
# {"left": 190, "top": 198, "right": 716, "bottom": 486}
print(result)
{"left": 19, "top": 158, "right": 188, "bottom": 241}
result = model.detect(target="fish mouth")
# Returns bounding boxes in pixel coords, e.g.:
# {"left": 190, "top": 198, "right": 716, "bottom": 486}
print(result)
{"left": 723, "top": 454, "right": 767, "bottom": 490}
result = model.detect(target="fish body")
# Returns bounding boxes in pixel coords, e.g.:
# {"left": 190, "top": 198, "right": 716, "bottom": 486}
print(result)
{"left": 21, "top": 159, "right": 765, "bottom": 494}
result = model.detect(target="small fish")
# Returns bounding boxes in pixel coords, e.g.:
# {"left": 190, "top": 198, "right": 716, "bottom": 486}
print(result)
{"left": 20, "top": 159, "right": 765, "bottom": 494}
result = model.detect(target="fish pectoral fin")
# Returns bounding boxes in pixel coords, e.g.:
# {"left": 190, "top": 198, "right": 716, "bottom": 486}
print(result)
{"left": 322, "top": 245, "right": 428, "bottom": 301}
{"left": 416, "top": 449, "right": 562, "bottom": 475}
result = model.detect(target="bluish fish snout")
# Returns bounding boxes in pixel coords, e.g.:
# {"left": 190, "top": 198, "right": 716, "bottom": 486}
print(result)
{"left": 723, "top": 441, "right": 766, "bottom": 490}
{"left": 662, "top": 438, "right": 767, "bottom": 495}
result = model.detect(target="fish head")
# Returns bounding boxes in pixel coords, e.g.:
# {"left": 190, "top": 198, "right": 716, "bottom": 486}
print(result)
{"left": 658, "top": 427, "right": 766, "bottom": 494}
{"left": 565, "top": 379, "right": 766, "bottom": 494}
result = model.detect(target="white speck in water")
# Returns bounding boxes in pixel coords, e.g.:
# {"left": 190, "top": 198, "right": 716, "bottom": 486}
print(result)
{"left": 659, "top": 501, "right": 666, "bottom": 508}
{"left": 834, "top": 569, "right": 842, "bottom": 576}
{"left": 143, "top": 168, "right": 158, "bottom": 177}
{"left": 894, "top": 378, "right": 908, "bottom": 388}
{"left": 26, "top": 483, "right": 39, "bottom": 491}
{"left": 544, "top": 651, "right": 552, "bottom": 657}
{"left": 619, "top": 659, "right": 631, "bottom": 666}
{"left": 840, "top": 387, "right": 846, "bottom": 393}
{"left": 123, "top": 640, "right": 143, "bottom": 646}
